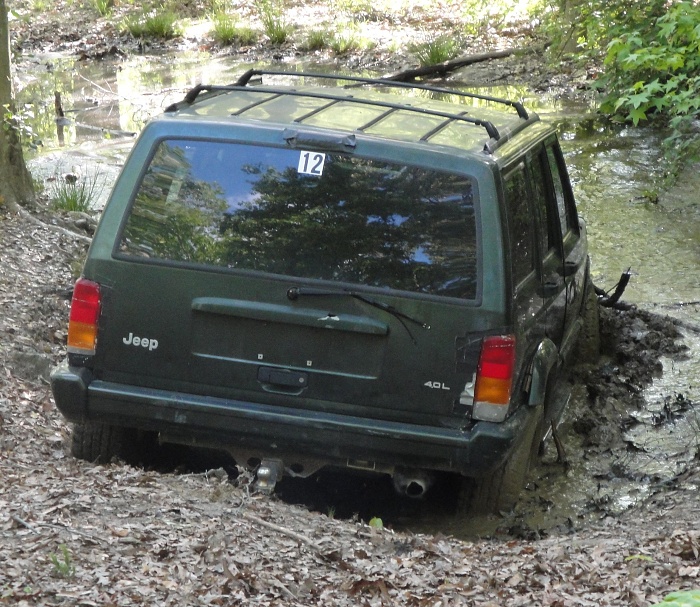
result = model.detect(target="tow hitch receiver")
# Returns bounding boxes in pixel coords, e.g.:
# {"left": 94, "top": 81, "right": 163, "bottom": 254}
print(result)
{"left": 255, "top": 459, "right": 284, "bottom": 494}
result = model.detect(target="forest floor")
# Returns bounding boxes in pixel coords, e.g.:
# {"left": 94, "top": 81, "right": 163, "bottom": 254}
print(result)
{"left": 2, "top": 1, "right": 700, "bottom": 605}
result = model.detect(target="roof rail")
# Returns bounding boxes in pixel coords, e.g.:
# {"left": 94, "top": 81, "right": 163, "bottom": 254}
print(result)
{"left": 235, "top": 69, "right": 530, "bottom": 120}
{"left": 166, "top": 70, "right": 537, "bottom": 148}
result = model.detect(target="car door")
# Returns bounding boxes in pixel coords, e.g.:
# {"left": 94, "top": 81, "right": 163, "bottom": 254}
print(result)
{"left": 524, "top": 147, "right": 568, "bottom": 349}
{"left": 542, "top": 139, "right": 587, "bottom": 354}
{"left": 503, "top": 162, "right": 547, "bottom": 371}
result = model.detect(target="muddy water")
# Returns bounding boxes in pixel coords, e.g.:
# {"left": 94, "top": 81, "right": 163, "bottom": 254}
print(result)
{"left": 17, "top": 55, "right": 700, "bottom": 537}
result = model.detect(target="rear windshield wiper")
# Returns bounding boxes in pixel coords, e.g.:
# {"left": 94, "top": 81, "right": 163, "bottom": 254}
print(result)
{"left": 287, "top": 286, "right": 431, "bottom": 343}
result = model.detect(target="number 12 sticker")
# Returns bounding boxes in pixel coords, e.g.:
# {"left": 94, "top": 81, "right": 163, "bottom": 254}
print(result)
{"left": 298, "top": 151, "right": 326, "bottom": 176}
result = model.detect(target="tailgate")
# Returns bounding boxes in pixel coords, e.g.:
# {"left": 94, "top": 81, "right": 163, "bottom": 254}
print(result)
{"left": 93, "top": 135, "right": 490, "bottom": 423}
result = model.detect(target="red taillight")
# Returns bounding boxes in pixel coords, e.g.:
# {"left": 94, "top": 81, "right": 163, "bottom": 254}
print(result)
{"left": 67, "top": 278, "right": 101, "bottom": 355}
{"left": 474, "top": 335, "right": 516, "bottom": 408}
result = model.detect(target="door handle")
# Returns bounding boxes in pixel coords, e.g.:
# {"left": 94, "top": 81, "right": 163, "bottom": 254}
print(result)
{"left": 541, "top": 279, "right": 562, "bottom": 298}
{"left": 562, "top": 260, "right": 580, "bottom": 277}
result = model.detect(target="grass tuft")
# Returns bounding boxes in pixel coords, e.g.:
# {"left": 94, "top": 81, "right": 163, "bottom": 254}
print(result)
{"left": 409, "top": 35, "right": 462, "bottom": 66}
{"left": 255, "top": 0, "right": 292, "bottom": 44}
{"left": 211, "top": 13, "right": 258, "bottom": 45}
{"left": 123, "top": 8, "right": 182, "bottom": 39}
{"left": 49, "top": 169, "right": 103, "bottom": 213}
{"left": 92, "top": 0, "right": 113, "bottom": 17}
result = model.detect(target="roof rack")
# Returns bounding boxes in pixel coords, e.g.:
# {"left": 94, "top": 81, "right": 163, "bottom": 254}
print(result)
{"left": 166, "top": 69, "right": 536, "bottom": 148}
{"left": 235, "top": 69, "right": 530, "bottom": 120}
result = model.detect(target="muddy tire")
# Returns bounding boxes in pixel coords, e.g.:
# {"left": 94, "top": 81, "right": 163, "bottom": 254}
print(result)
{"left": 465, "top": 405, "right": 543, "bottom": 514}
{"left": 71, "top": 422, "right": 135, "bottom": 463}
{"left": 576, "top": 276, "right": 600, "bottom": 363}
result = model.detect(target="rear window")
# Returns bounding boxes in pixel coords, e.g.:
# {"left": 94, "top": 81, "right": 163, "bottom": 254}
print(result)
{"left": 119, "top": 139, "right": 479, "bottom": 299}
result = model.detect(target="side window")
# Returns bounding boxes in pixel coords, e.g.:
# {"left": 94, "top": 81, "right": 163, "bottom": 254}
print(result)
{"left": 527, "top": 151, "right": 557, "bottom": 257}
{"left": 503, "top": 164, "right": 535, "bottom": 285}
{"left": 545, "top": 143, "right": 578, "bottom": 238}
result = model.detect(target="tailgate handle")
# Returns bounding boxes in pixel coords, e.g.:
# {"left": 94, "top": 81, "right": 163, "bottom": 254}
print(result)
{"left": 258, "top": 366, "right": 308, "bottom": 390}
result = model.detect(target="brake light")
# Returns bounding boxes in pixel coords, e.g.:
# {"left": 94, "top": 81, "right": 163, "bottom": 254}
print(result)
{"left": 472, "top": 335, "right": 516, "bottom": 422}
{"left": 67, "top": 278, "right": 101, "bottom": 355}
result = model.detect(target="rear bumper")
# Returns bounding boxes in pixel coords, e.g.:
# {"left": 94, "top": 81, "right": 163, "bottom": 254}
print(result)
{"left": 51, "top": 362, "right": 534, "bottom": 477}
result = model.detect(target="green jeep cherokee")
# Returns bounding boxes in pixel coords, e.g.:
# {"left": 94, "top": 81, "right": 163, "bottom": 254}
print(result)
{"left": 51, "top": 70, "right": 597, "bottom": 512}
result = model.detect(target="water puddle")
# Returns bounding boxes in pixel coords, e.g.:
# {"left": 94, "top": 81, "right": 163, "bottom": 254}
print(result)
{"left": 16, "top": 53, "right": 699, "bottom": 537}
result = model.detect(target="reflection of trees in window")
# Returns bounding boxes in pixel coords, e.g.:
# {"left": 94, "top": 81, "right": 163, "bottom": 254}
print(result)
{"left": 121, "top": 143, "right": 228, "bottom": 264}
{"left": 120, "top": 141, "right": 479, "bottom": 300}
{"left": 220, "top": 156, "right": 478, "bottom": 298}
{"left": 504, "top": 165, "right": 535, "bottom": 285}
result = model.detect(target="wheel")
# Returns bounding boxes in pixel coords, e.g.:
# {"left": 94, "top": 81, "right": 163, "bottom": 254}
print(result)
{"left": 71, "top": 422, "right": 146, "bottom": 464}
{"left": 576, "top": 275, "right": 600, "bottom": 363}
{"left": 463, "top": 405, "right": 543, "bottom": 514}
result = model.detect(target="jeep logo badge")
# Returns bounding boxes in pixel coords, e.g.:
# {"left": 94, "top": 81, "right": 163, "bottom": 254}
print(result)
{"left": 123, "top": 332, "right": 159, "bottom": 351}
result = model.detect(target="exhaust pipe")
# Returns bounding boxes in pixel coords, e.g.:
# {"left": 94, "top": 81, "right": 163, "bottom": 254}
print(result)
{"left": 392, "top": 468, "right": 434, "bottom": 498}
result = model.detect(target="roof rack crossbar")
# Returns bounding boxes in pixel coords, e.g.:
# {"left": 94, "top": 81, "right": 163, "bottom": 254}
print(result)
{"left": 176, "top": 84, "right": 502, "bottom": 141}
{"left": 293, "top": 98, "right": 342, "bottom": 123}
{"left": 420, "top": 111, "right": 470, "bottom": 142}
{"left": 231, "top": 92, "right": 284, "bottom": 116}
{"left": 357, "top": 107, "right": 399, "bottom": 132}
{"left": 234, "top": 68, "right": 529, "bottom": 120}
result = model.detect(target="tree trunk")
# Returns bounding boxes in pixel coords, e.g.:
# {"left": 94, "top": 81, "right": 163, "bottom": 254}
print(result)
{"left": 0, "top": 0, "right": 34, "bottom": 212}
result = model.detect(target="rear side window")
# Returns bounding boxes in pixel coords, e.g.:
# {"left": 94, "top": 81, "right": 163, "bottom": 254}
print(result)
{"left": 503, "top": 164, "right": 534, "bottom": 285}
{"left": 545, "top": 143, "right": 578, "bottom": 238}
{"left": 119, "top": 139, "right": 479, "bottom": 300}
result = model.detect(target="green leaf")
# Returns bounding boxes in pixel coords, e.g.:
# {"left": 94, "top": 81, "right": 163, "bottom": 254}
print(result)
{"left": 628, "top": 92, "right": 650, "bottom": 109}
{"left": 368, "top": 517, "right": 383, "bottom": 529}
{"left": 628, "top": 107, "right": 647, "bottom": 125}
{"left": 650, "top": 590, "right": 700, "bottom": 607}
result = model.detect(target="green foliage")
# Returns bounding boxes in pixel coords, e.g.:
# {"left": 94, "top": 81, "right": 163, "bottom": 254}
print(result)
{"left": 122, "top": 8, "right": 183, "bottom": 39}
{"left": 461, "top": 0, "right": 508, "bottom": 37}
{"left": 255, "top": 0, "right": 292, "bottom": 44}
{"left": 368, "top": 517, "right": 383, "bottom": 529}
{"left": 541, "top": 0, "right": 666, "bottom": 59}
{"left": 210, "top": 13, "right": 258, "bottom": 46}
{"left": 49, "top": 169, "right": 103, "bottom": 213}
{"left": 2, "top": 103, "right": 41, "bottom": 149}
{"left": 651, "top": 590, "right": 700, "bottom": 607}
{"left": 592, "top": 1, "right": 700, "bottom": 168}
{"left": 49, "top": 544, "right": 75, "bottom": 578}
{"left": 409, "top": 36, "right": 461, "bottom": 66}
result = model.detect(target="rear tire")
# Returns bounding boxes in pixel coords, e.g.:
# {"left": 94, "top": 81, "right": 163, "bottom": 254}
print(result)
{"left": 71, "top": 422, "right": 143, "bottom": 464}
{"left": 463, "top": 405, "right": 543, "bottom": 514}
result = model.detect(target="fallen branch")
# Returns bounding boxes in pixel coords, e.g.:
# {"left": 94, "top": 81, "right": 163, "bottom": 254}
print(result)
{"left": 240, "top": 511, "right": 356, "bottom": 572}
{"left": 240, "top": 511, "right": 322, "bottom": 551}
{"left": 11, "top": 514, "right": 109, "bottom": 544}
{"left": 384, "top": 48, "right": 517, "bottom": 82}
{"left": 11, "top": 514, "right": 40, "bottom": 533}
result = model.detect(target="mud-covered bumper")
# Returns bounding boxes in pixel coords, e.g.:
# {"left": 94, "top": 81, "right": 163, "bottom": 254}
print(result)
{"left": 51, "top": 362, "right": 535, "bottom": 477}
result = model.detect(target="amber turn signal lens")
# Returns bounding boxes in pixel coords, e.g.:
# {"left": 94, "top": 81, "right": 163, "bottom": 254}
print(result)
{"left": 67, "top": 279, "right": 101, "bottom": 355}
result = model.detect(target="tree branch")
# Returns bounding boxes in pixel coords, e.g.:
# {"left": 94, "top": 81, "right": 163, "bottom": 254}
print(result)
{"left": 384, "top": 48, "right": 517, "bottom": 82}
